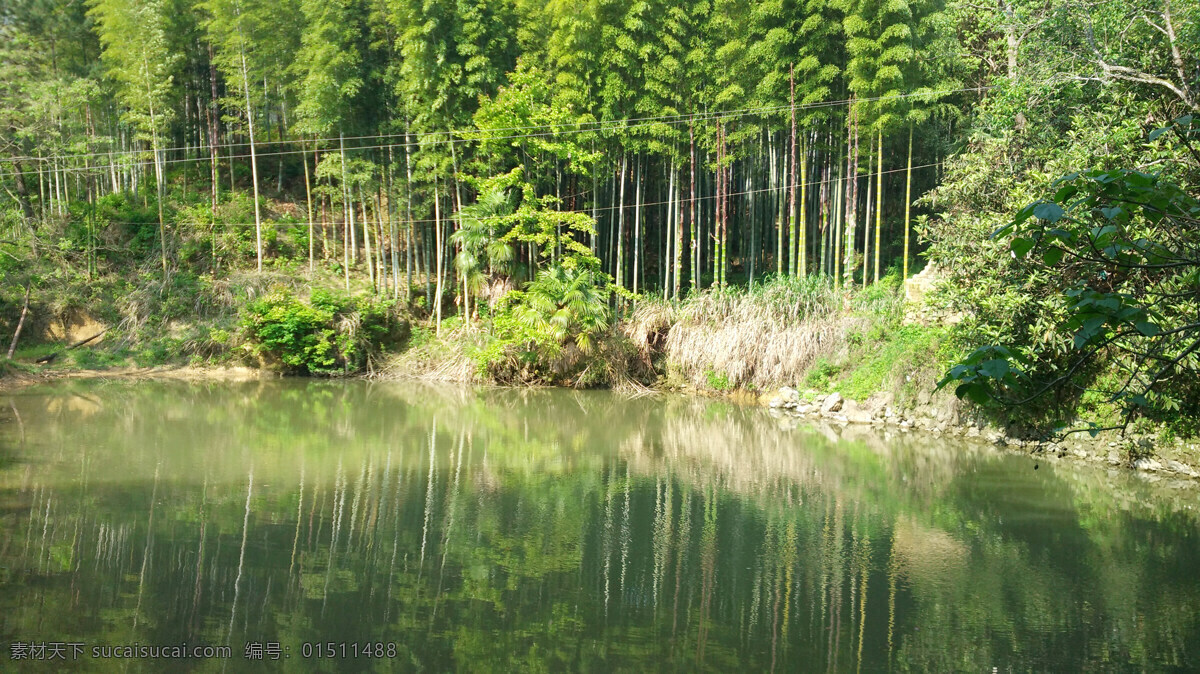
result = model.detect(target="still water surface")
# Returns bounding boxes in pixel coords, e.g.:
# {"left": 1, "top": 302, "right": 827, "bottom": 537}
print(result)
{"left": 0, "top": 379, "right": 1197, "bottom": 671}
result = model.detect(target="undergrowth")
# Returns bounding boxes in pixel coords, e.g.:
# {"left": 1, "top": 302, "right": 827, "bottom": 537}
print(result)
{"left": 240, "top": 287, "right": 407, "bottom": 375}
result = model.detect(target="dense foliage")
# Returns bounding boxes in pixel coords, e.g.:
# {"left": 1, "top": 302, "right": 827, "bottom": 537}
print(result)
{"left": 240, "top": 288, "right": 402, "bottom": 374}
{"left": 1, "top": 0, "right": 1198, "bottom": 436}
{"left": 939, "top": 120, "right": 1200, "bottom": 436}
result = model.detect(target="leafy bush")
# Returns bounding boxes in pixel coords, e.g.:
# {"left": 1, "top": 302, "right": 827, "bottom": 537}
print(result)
{"left": 805, "top": 357, "right": 841, "bottom": 390}
{"left": 939, "top": 131, "right": 1200, "bottom": 436}
{"left": 467, "top": 262, "right": 615, "bottom": 385}
{"left": 704, "top": 369, "right": 731, "bottom": 391}
{"left": 841, "top": 324, "right": 947, "bottom": 403}
{"left": 95, "top": 192, "right": 159, "bottom": 259}
{"left": 240, "top": 287, "right": 403, "bottom": 374}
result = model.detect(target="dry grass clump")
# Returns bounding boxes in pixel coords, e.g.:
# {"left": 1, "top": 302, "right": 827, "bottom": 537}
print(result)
{"left": 624, "top": 276, "right": 859, "bottom": 390}
{"left": 679, "top": 276, "right": 841, "bottom": 328}
{"left": 376, "top": 325, "right": 479, "bottom": 382}
{"left": 666, "top": 311, "right": 868, "bottom": 390}
{"left": 208, "top": 270, "right": 308, "bottom": 310}
{"left": 623, "top": 300, "right": 680, "bottom": 358}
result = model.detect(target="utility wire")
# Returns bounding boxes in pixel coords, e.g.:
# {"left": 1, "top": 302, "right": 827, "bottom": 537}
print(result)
{"left": 97, "top": 161, "right": 945, "bottom": 228}
{"left": 1, "top": 85, "right": 989, "bottom": 170}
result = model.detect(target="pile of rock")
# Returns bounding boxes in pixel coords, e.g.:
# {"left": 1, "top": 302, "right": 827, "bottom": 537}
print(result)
{"left": 767, "top": 388, "right": 904, "bottom": 428}
{"left": 763, "top": 386, "right": 1200, "bottom": 481}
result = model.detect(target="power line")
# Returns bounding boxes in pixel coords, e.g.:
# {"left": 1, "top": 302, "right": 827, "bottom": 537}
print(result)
{"left": 96, "top": 161, "right": 944, "bottom": 229}
{"left": 0, "top": 85, "right": 987, "bottom": 171}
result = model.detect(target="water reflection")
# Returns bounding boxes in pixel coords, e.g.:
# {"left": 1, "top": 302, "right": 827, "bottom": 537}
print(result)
{"left": 0, "top": 379, "right": 1197, "bottom": 671}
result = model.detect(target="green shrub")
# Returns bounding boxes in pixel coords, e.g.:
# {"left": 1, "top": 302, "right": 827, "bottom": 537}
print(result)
{"left": 466, "top": 262, "right": 614, "bottom": 385}
{"left": 805, "top": 357, "right": 841, "bottom": 391}
{"left": 705, "top": 368, "right": 731, "bottom": 391}
{"left": 240, "top": 287, "right": 403, "bottom": 374}
{"left": 70, "top": 348, "right": 126, "bottom": 370}
{"left": 840, "top": 325, "right": 945, "bottom": 403}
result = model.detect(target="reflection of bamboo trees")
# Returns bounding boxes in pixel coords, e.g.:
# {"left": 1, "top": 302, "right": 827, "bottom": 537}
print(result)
{"left": 289, "top": 463, "right": 303, "bottom": 574}
{"left": 697, "top": 486, "right": 716, "bottom": 667}
{"left": 2, "top": 380, "right": 1200, "bottom": 671}
{"left": 226, "top": 466, "right": 253, "bottom": 644}
{"left": 192, "top": 472, "right": 209, "bottom": 633}
{"left": 854, "top": 513, "right": 871, "bottom": 673}
{"left": 652, "top": 475, "right": 672, "bottom": 613}
{"left": 602, "top": 464, "right": 614, "bottom": 618}
{"left": 620, "top": 464, "right": 631, "bottom": 608}
{"left": 133, "top": 462, "right": 160, "bottom": 631}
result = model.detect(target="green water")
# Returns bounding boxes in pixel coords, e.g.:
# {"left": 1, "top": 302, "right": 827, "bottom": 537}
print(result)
{"left": 0, "top": 379, "right": 1197, "bottom": 672}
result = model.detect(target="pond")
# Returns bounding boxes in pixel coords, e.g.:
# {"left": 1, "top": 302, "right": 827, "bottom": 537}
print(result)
{"left": 0, "top": 379, "right": 1197, "bottom": 671}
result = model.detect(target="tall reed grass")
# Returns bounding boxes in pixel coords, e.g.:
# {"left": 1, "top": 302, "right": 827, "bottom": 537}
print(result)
{"left": 626, "top": 274, "right": 906, "bottom": 391}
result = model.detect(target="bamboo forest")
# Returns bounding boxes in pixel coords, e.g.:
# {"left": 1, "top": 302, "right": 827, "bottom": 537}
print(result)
{"left": 1, "top": 0, "right": 1199, "bottom": 670}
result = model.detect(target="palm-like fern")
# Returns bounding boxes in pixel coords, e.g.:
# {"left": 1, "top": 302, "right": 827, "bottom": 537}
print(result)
{"left": 451, "top": 185, "right": 517, "bottom": 296}
{"left": 517, "top": 265, "right": 611, "bottom": 353}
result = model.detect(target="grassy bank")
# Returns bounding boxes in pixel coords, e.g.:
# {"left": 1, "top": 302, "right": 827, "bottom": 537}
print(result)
{"left": 0, "top": 258, "right": 961, "bottom": 409}
{"left": 4, "top": 236, "right": 1193, "bottom": 469}
{"left": 380, "top": 272, "right": 960, "bottom": 413}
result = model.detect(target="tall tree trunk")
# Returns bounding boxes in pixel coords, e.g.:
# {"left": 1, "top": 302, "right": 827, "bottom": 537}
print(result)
{"left": 719, "top": 128, "right": 725, "bottom": 287}
{"left": 674, "top": 163, "right": 683, "bottom": 299}
{"left": 1003, "top": 0, "right": 1019, "bottom": 78}
{"left": 423, "top": 220, "right": 431, "bottom": 309}
{"left": 303, "top": 141, "right": 314, "bottom": 275}
{"left": 234, "top": 22, "right": 263, "bottom": 272}
{"left": 387, "top": 145, "right": 399, "bottom": 299}
{"left": 147, "top": 82, "right": 168, "bottom": 277}
{"left": 799, "top": 135, "right": 808, "bottom": 277}
{"left": 448, "top": 130, "right": 464, "bottom": 314}
{"left": 844, "top": 104, "right": 859, "bottom": 289}
{"left": 833, "top": 145, "right": 843, "bottom": 287}
{"left": 747, "top": 150, "right": 756, "bottom": 286}
{"left": 361, "top": 184, "right": 374, "bottom": 290}
{"left": 690, "top": 126, "right": 698, "bottom": 293}
{"left": 84, "top": 105, "right": 96, "bottom": 278}
{"left": 714, "top": 131, "right": 722, "bottom": 286}
{"left": 663, "top": 163, "right": 672, "bottom": 300}
{"left": 6, "top": 285, "right": 31, "bottom": 359}
{"left": 339, "top": 133, "right": 350, "bottom": 290}
{"left": 874, "top": 127, "right": 883, "bottom": 283}
{"left": 903, "top": 124, "right": 914, "bottom": 279}
{"left": 226, "top": 122, "right": 235, "bottom": 194}
{"left": 862, "top": 132, "right": 873, "bottom": 290}
{"left": 405, "top": 127, "right": 414, "bottom": 298}
{"left": 617, "top": 154, "right": 627, "bottom": 292}
{"left": 633, "top": 155, "right": 642, "bottom": 296}
{"left": 789, "top": 65, "right": 799, "bottom": 277}
{"left": 376, "top": 184, "right": 387, "bottom": 297}
{"left": 606, "top": 162, "right": 616, "bottom": 278}
{"left": 722, "top": 132, "right": 730, "bottom": 287}
{"left": 207, "top": 45, "right": 220, "bottom": 267}
{"left": 9, "top": 159, "right": 35, "bottom": 221}
{"left": 819, "top": 136, "right": 831, "bottom": 276}
{"left": 554, "top": 164, "right": 561, "bottom": 265}
{"left": 773, "top": 137, "right": 782, "bottom": 277}
{"left": 591, "top": 148, "right": 599, "bottom": 254}
{"left": 36, "top": 151, "right": 46, "bottom": 222}
{"left": 434, "top": 177, "right": 444, "bottom": 336}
